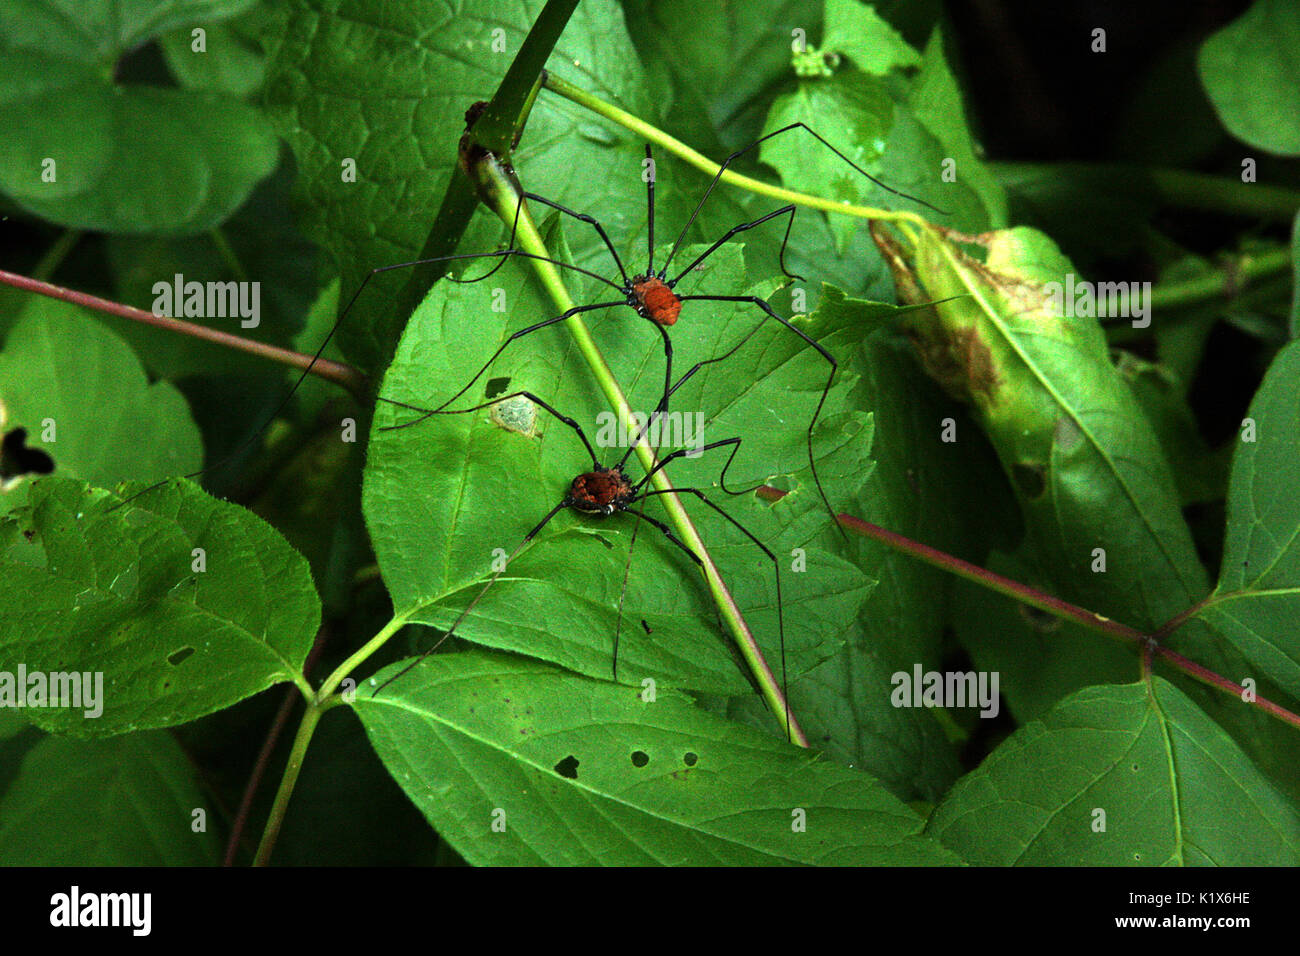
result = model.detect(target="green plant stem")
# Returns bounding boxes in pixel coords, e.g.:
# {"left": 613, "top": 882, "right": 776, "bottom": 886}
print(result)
{"left": 476, "top": 157, "right": 807, "bottom": 746}
{"left": 0, "top": 268, "right": 369, "bottom": 400}
{"left": 474, "top": 0, "right": 577, "bottom": 153}
{"left": 1146, "top": 247, "right": 1293, "bottom": 311}
{"left": 252, "top": 700, "right": 321, "bottom": 866}
{"left": 990, "top": 161, "right": 1300, "bottom": 222}
{"left": 250, "top": 612, "right": 412, "bottom": 866}
{"left": 32, "top": 229, "right": 82, "bottom": 280}
{"left": 209, "top": 227, "right": 250, "bottom": 283}
{"left": 541, "top": 72, "right": 927, "bottom": 229}
{"left": 320, "top": 613, "right": 413, "bottom": 701}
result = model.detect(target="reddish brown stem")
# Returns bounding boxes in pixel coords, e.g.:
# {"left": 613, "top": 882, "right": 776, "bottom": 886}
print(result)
{"left": 755, "top": 485, "right": 1300, "bottom": 730}
{"left": 1152, "top": 645, "right": 1300, "bottom": 731}
{"left": 0, "top": 269, "right": 369, "bottom": 400}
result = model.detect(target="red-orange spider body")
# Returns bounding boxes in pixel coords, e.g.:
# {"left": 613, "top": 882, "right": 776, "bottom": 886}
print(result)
{"left": 568, "top": 465, "right": 636, "bottom": 515}
{"left": 630, "top": 275, "right": 681, "bottom": 327}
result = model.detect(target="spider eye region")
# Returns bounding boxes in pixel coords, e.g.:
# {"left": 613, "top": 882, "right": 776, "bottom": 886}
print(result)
{"left": 569, "top": 466, "right": 634, "bottom": 515}
{"left": 631, "top": 276, "right": 681, "bottom": 327}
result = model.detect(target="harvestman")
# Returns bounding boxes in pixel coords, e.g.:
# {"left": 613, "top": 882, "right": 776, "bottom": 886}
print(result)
{"left": 333, "top": 122, "right": 945, "bottom": 532}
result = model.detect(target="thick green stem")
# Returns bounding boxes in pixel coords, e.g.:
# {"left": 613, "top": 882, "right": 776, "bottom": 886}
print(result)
{"left": 252, "top": 701, "right": 320, "bottom": 866}
{"left": 478, "top": 159, "right": 807, "bottom": 746}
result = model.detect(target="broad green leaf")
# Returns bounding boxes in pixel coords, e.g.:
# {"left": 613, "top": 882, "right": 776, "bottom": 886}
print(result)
{"left": 0, "top": 476, "right": 318, "bottom": 736}
{"left": 820, "top": 0, "right": 920, "bottom": 75}
{"left": 874, "top": 224, "right": 1208, "bottom": 633}
{"left": 910, "top": 29, "right": 1008, "bottom": 229}
{"left": 1192, "top": 340, "right": 1300, "bottom": 698}
{"left": 620, "top": 0, "right": 822, "bottom": 154}
{"left": 728, "top": 289, "right": 1019, "bottom": 800}
{"left": 927, "top": 679, "right": 1300, "bottom": 865}
{"left": 0, "top": 0, "right": 277, "bottom": 232}
{"left": 264, "top": 0, "right": 659, "bottom": 371}
{"left": 1292, "top": 208, "right": 1300, "bottom": 341}
{"left": 871, "top": 224, "right": 1300, "bottom": 797}
{"left": 1198, "top": 0, "right": 1300, "bottom": 156}
{"left": 0, "top": 730, "right": 220, "bottom": 865}
{"left": 99, "top": 163, "right": 320, "bottom": 383}
{"left": 0, "top": 302, "right": 203, "bottom": 514}
{"left": 761, "top": 70, "right": 989, "bottom": 262}
{"left": 362, "top": 241, "right": 871, "bottom": 709}
{"left": 159, "top": 7, "right": 269, "bottom": 97}
{"left": 357, "top": 650, "right": 959, "bottom": 865}
{"left": 951, "top": 549, "right": 1138, "bottom": 723}
{"left": 1118, "top": 351, "right": 1227, "bottom": 507}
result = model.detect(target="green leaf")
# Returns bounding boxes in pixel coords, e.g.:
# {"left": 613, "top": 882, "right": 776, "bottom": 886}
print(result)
{"left": 1198, "top": 0, "right": 1300, "bottom": 156}
{"left": 264, "top": 0, "right": 656, "bottom": 371}
{"left": 820, "top": 0, "right": 920, "bottom": 75}
{"left": 0, "top": 301, "right": 203, "bottom": 513}
{"left": 910, "top": 29, "right": 1008, "bottom": 228}
{"left": 0, "top": 730, "right": 220, "bottom": 865}
{"left": 363, "top": 242, "right": 871, "bottom": 707}
{"left": 882, "top": 225, "right": 1209, "bottom": 633}
{"left": 356, "top": 650, "right": 959, "bottom": 865}
{"left": 1192, "top": 340, "right": 1300, "bottom": 698}
{"left": 0, "top": 476, "right": 318, "bottom": 736}
{"left": 1291, "top": 209, "right": 1300, "bottom": 339}
{"left": 1117, "top": 351, "right": 1227, "bottom": 507}
{"left": 743, "top": 289, "right": 1020, "bottom": 799}
{"left": 927, "top": 679, "right": 1300, "bottom": 865}
{"left": 0, "top": 0, "right": 277, "bottom": 233}
{"left": 761, "top": 69, "right": 990, "bottom": 259}
{"left": 159, "top": 7, "right": 269, "bottom": 97}
{"left": 951, "top": 549, "right": 1138, "bottom": 723}
{"left": 620, "top": 0, "right": 822, "bottom": 153}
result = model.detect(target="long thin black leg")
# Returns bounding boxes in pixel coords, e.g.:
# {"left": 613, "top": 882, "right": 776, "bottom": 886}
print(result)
{"left": 660, "top": 120, "right": 947, "bottom": 277}
{"left": 369, "top": 498, "right": 569, "bottom": 697}
{"left": 634, "top": 486, "right": 789, "bottom": 741}
{"left": 380, "top": 389, "right": 603, "bottom": 470}
{"left": 626, "top": 436, "right": 754, "bottom": 497}
{"left": 350, "top": 250, "right": 624, "bottom": 304}
{"left": 622, "top": 508, "right": 703, "bottom": 569}
{"left": 452, "top": 187, "right": 631, "bottom": 287}
{"left": 610, "top": 504, "right": 706, "bottom": 683}
{"left": 517, "top": 192, "right": 631, "bottom": 287}
{"left": 611, "top": 511, "right": 644, "bottom": 682}
{"left": 677, "top": 294, "right": 843, "bottom": 537}
{"left": 430, "top": 301, "right": 625, "bottom": 413}
{"left": 668, "top": 205, "right": 802, "bottom": 286}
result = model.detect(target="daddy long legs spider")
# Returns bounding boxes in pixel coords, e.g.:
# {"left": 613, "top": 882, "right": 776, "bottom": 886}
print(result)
{"left": 334, "top": 120, "right": 946, "bottom": 535}
{"left": 366, "top": 373, "right": 799, "bottom": 742}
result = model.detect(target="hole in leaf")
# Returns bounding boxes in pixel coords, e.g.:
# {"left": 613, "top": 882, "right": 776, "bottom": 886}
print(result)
{"left": 1011, "top": 462, "right": 1046, "bottom": 499}
{"left": 631, "top": 750, "right": 649, "bottom": 767}
{"left": 683, "top": 752, "right": 698, "bottom": 767}
{"left": 167, "top": 646, "right": 196, "bottom": 666}
{"left": 485, "top": 376, "right": 511, "bottom": 399}
{"left": 554, "top": 755, "right": 579, "bottom": 779}
{"left": 640, "top": 619, "right": 652, "bottom": 634}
